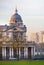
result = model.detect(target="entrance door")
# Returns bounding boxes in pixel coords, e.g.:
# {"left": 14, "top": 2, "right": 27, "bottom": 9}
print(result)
{"left": 13, "top": 48, "right": 17, "bottom": 58}
{"left": 0, "top": 47, "right": 2, "bottom": 60}
{"left": 28, "top": 47, "right": 31, "bottom": 59}
{"left": 6, "top": 47, "right": 9, "bottom": 59}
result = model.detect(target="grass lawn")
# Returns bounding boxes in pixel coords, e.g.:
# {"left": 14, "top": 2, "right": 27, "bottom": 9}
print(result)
{"left": 0, "top": 60, "right": 44, "bottom": 65}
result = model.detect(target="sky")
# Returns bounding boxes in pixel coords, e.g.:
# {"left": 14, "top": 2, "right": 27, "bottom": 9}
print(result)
{"left": 0, "top": 0, "right": 44, "bottom": 40}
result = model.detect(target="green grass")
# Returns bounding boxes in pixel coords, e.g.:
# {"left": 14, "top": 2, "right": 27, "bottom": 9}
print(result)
{"left": 0, "top": 60, "right": 44, "bottom": 65}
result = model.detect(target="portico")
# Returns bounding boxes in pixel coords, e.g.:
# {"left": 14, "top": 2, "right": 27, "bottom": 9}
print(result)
{"left": 0, "top": 44, "right": 35, "bottom": 60}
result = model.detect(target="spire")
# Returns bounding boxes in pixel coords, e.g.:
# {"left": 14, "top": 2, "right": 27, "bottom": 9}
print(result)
{"left": 15, "top": 7, "right": 18, "bottom": 14}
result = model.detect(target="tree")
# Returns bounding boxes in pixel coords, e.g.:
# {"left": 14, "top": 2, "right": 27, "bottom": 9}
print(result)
{"left": 4, "top": 25, "right": 26, "bottom": 60}
{"left": 12, "top": 31, "right": 25, "bottom": 60}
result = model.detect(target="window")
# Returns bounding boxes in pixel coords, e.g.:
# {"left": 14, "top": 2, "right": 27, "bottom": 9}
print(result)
{"left": 0, "top": 33, "right": 2, "bottom": 39}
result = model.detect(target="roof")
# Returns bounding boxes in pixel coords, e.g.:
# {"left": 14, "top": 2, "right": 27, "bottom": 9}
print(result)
{"left": 10, "top": 10, "right": 23, "bottom": 24}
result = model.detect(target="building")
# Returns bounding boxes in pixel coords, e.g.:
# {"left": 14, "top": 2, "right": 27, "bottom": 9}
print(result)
{"left": 31, "top": 32, "right": 44, "bottom": 43}
{"left": 31, "top": 33, "right": 36, "bottom": 42}
{"left": 31, "top": 32, "right": 44, "bottom": 55}
{"left": 0, "top": 8, "right": 35, "bottom": 60}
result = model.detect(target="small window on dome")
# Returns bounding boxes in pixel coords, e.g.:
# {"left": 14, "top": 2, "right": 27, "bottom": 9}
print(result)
{"left": 15, "top": 20, "right": 17, "bottom": 22}
{"left": 14, "top": 28, "right": 17, "bottom": 30}
{"left": 18, "top": 23, "right": 20, "bottom": 26}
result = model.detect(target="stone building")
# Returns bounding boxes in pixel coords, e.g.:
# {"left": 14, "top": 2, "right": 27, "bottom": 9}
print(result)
{"left": 0, "top": 8, "right": 35, "bottom": 60}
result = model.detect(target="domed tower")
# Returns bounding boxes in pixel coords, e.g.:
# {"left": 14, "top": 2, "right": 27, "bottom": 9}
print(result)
{"left": 10, "top": 8, "right": 23, "bottom": 26}
{"left": 9, "top": 8, "right": 27, "bottom": 42}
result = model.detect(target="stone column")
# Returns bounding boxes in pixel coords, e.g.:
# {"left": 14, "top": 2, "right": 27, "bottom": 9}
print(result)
{"left": 2, "top": 47, "right": 4, "bottom": 59}
{"left": 2, "top": 47, "right": 6, "bottom": 59}
{"left": 11, "top": 48, "right": 13, "bottom": 57}
{"left": 34, "top": 47, "right": 35, "bottom": 56}
{"left": 31, "top": 47, "right": 34, "bottom": 58}
{"left": 31, "top": 47, "right": 35, "bottom": 59}
{"left": 9, "top": 47, "right": 12, "bottom": 58}
{"left": 24, "top": 47, "right": 28, "bottom": 59}
{"left": 4, "top": 47, "right": 6, "bottom": 59}
{"left": 19, "top": 48, "right": 21, "bottom": 59}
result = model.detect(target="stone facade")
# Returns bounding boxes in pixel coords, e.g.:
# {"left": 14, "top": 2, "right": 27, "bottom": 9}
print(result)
{"left": 0, "top": 8, "right": 35, "bottom": 60}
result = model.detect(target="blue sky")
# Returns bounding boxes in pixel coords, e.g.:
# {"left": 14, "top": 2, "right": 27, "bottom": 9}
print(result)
{"left": 0, "top": 0, "right": 44, "bottom": 40}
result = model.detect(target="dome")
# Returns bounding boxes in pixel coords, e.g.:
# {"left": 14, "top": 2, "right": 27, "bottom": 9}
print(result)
{"left": 10, "top": 8, "right": 23, "bottom": 24}
{"left": 12, "top": 13, "right": 22, "bottom": 22}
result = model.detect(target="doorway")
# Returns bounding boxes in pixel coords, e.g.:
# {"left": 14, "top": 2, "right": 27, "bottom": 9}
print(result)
{"left": 13, "top": 48, "right": 17, "bottom": 58}
{"left": 28, "top": 47, "right": 31, "bottom": 59}
{"left": 6, "top": 47, "right": 9, "bottom": 59}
